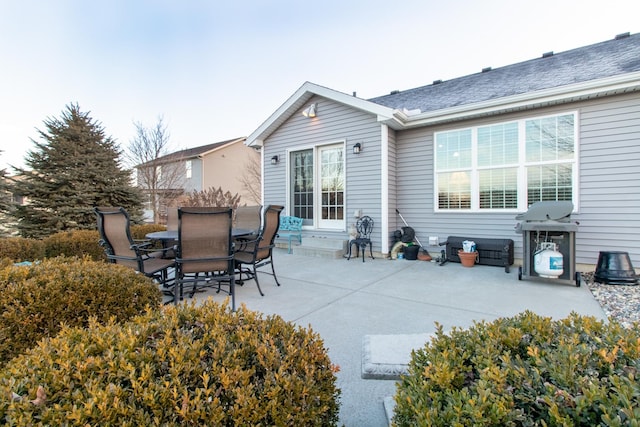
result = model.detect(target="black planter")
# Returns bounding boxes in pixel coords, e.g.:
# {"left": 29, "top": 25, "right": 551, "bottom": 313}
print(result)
{"left": 404, "top": 245, "right": 420, "bottom": 261}
{"left": 594, "top": 251, "right": 638, "bottom": 285}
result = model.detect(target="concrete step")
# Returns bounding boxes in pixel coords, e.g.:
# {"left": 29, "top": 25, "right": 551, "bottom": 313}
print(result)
{"left": 281, "top": 237, "right": 347, "bottom": 259}
{"left": 294, "top": 245, "right": 345, "bottom": 259}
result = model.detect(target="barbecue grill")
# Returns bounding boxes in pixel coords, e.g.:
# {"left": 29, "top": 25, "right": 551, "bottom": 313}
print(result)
{"left": 515, "top": 201, "right": 580, "bottom": 286}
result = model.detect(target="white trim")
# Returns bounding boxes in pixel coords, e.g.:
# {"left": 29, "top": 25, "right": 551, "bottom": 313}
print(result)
{"left": 246, "top": 82, "right": 396, "bottom": 147}
{"left": 380, "top": 124, "right": 390, "bottom": 254}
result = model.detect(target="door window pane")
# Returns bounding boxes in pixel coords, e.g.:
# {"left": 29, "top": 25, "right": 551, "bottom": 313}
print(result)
{"left": 290, "top": 150, "right": 314, "bottom": 221}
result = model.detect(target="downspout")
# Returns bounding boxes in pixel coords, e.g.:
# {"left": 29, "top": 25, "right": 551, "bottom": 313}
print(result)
{"left": 381, "top": 124, "right": 389, "bottom": 255}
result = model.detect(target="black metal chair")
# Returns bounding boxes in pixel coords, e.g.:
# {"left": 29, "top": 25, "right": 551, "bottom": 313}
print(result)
{"left": 234, "top": 204, "right": 284, "bottom": 296}
{"left": 234, "top": 204, "right": 262, "bottom": 243}
{"left": 95, "top": 207, "right": 175, "bottom": 293}
{"left": 174, "top": 207, "right": 236, "bottom": 309}
{"left": 347, "top": 216, "right": 375, "bottom": 262}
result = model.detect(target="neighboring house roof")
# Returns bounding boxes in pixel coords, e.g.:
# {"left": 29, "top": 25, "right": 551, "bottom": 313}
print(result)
{"left": 138, "top": 137, "right": 246, "bottom": 167}
{"left": 247, "top": 32, "right": 640, "bottom": 146}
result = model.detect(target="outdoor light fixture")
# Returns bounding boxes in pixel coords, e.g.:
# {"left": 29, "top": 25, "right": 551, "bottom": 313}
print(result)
{"left": 271, "top": 155, "right": 279, "bottom": 165}
{"left": 302, "top": 103, "right": 317, "bottom": 118}
{"left": 353, "top": 142, "right": 362, "bottom": 154}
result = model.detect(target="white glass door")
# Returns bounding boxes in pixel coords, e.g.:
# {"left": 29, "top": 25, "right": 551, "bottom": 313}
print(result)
{"left": 317, "top": 144, "right": 345, "bottom": 229}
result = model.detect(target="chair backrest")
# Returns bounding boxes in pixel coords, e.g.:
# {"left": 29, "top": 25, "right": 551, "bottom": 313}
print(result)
{"left": 94, "top": 207, "right": 139, "bottom": 270}
{"left": 356, "top": 216, "right": 374, "bottom": 239}
{"left": 166, "top": 207, "right": 179, "bottom": 231}
{"left": 177, "top": 207, "right": 233, "bottom": 274}
{"left": 256, "top": 205, "right": 284, "bottom": 259}
{"left": 234, "top": 205, "right": 262, "bottom": 232}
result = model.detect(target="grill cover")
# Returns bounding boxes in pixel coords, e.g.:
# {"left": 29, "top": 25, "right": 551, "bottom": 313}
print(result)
{"left": 516, "top": 201, "right": 578, "bottom": 232}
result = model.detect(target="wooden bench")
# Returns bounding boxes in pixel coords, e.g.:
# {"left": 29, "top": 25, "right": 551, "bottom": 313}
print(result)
{"left": 278, "top": 216, "right": 303, "bottom": 253}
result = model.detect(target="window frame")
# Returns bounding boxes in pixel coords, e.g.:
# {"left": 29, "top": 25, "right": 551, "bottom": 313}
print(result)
{"left": 434, "top": 111, "right": 579, "bottom": 213}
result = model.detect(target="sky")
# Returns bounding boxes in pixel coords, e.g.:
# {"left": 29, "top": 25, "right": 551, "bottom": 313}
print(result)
{"left": 1, "top": 0, "right": 639, "bottom": 172}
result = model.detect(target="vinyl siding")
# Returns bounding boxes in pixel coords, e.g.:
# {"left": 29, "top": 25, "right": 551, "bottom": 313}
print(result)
{"left": 577, "top": 93, "right": 640, "bottom": 264}
{"left": 261, "top": 91, "right": 640, "bottom": 266}
{"left": 394, "top": 92, "right": 640, "bottom": 266}
{"left": 263, "top": 96, "right": 385, "bottom": 248}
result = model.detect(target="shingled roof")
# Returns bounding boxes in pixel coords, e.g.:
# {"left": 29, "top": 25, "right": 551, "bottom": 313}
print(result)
{"left": 369, "top": 32, "right": 640, "bottom": 113}
{"left": 147, "top": 137, "right": 246, "bottom": 166}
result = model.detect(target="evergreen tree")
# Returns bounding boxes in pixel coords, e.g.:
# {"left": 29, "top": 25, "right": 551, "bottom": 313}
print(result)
{"left": 0, "top": 153, "right": 10, "bottom": 214}
{"left": 12, "top": 104, "right": 143, "bottom": 238}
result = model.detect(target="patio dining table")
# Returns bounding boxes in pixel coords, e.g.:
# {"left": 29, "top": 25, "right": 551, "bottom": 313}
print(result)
{"left": 146, "top": 228, "right": 255, "bottom": 243}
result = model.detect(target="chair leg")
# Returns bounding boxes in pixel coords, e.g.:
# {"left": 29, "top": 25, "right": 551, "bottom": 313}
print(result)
{"left": 288, "top": 236, "right": 292, "bottom": 254}
{"left": 252, "top": 264, "right": 265, "bottom": 296}
{"left": 270, "top": 256, "right": 281, "bottom": 287}
{"left": 368, "top": 242, "right": 374, "bottom": 260}
{"left": 347, "top": 240, "right": 355, "bottom": 260}
{"left": 230, "top": 275, "right": 236, "bottom": 312}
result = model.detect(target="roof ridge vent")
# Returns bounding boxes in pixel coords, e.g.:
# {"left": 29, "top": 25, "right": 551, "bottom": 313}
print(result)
{"left": 433, "top": 79, "right": 442, "bottom": 85}
{"left": 482, "top": 67, "right": 492, "bottom": 73}
{"left": 542, "top": 51, "right": 554, "bottom": 58}
{"left": 615, "top": 32, "right": 630, "bottom": 40}
{"left": 389, "top": 90, "right": 400, "bottom": 95}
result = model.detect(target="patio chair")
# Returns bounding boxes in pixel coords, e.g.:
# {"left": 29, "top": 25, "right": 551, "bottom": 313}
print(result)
{"left": 347, "top": 215, "right": 374, "bottom": 262}
{"left": 95, "top": 206, "right": 175, "bottom": 293}
{"left": 234, "top": 204, "right": 262, "bottom": 241}
{"left": 166, "top": 207, "right": 179, "bottom": 231}
{"left": 175, "top": 207, "right": 236, "bottom": 309}
{"left": 234, "top": 204, "right": 284, "bottom": 296}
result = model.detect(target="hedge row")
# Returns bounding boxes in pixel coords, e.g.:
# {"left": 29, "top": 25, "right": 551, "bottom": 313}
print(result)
{"left": 0, "top": 224, "right": 166, "bottom": 262}
{"left": 0, "top": 300, "right": 341, "bottom": 426}
{"left": 0, "top": 256, "right": 162, "bottom": 363}
{"left": 393, "top": 311, "right": 640, "bottom": 426}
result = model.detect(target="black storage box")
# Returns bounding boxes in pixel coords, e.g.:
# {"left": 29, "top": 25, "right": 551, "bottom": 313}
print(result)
{"left": 445, "top": 236, "right": 514, "bottom": 273}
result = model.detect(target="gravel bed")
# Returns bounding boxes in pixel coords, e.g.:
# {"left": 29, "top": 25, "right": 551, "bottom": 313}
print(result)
{"left": 583, "top": 271, "right": 640, "bottom": 328}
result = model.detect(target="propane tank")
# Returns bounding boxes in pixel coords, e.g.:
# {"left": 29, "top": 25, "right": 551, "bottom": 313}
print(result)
{"left": 534, "top": 242, "right": 563, "bottom": 278}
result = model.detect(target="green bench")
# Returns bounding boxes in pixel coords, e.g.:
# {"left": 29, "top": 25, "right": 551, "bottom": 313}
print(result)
{"left": 278, "top": 216, "right": 303, "bottom": 254}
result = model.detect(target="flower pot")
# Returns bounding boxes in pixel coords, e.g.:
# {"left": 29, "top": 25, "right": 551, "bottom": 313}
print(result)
{"left": 458, "top": 250, "right": 478, "bottom": 267}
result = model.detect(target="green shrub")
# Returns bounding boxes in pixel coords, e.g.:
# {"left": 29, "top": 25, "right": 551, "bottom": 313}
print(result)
{"left": 0, "top": 301, "right": 341, "bottom": 426}
{"left": 42, "top": 229, "right": 104, "bottom": 260}
{"left": 393, "top": 311, "right": 640, "bottom": 426}
{"left": 0, "top": 237, "right": 45, "bottom": 262}
{"left": 131, "top": 223, "right": 166, "bottom": 240}
{"left": 0, "top": 256, "right": 162, "bottom": 363}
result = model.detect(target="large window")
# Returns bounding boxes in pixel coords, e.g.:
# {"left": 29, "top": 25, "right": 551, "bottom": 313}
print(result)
{"left": 435, "top": 112, "right": 577, "bottom": 211}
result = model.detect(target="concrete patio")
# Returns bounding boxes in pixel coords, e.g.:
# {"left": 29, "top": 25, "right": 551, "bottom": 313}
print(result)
{"left": 177, "top": 248, "right": 606, "bottom": 427}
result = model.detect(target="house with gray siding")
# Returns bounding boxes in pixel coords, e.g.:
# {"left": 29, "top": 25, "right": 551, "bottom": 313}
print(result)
{"left": 246, "top": 32, "right": 640, "bottom": 267}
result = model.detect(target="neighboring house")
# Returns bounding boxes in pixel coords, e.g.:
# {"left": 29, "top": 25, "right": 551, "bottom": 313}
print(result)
{"left": 246, "top": 32, "right": 640, "bottom": 266}
{"left": 136, "top": 137, "right": 261, "bottom": 221}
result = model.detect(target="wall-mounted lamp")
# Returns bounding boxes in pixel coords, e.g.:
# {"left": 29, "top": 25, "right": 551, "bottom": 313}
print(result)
{"left": 271, "top": 155, "right": 279, "bottom": 165}
{"left": 353, "top": 142, "right": 362, "bottom": 154}
{"left": 302, "top": 103, "right": 317, "bottom": 118}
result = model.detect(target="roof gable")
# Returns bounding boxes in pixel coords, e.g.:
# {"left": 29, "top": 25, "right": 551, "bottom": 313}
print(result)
{"left": 246, "top": 82, "right": 396, "bottom": 147}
